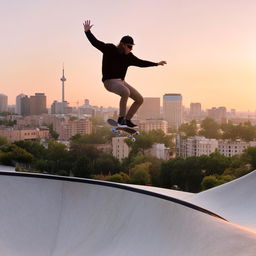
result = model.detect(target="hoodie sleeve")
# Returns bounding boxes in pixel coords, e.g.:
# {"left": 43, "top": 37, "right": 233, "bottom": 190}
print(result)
{"left": 129, "top": 53, "right": 158, "bottom": 67}
{"left": 85, "top": 30, "right": 106, "bottom": 53}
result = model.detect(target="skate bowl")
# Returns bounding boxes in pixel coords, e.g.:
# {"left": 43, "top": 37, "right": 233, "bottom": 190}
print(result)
{"left": 190, "top": 170, "right": 256, "bottom": 231}
{"left": 0, "top": 172, "right": 256, "bottom": 256}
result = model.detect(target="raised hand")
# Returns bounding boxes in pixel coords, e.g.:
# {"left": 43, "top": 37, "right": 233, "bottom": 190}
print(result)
{"left": 83, "top": 20, "right": 93, "bottom": 32}
{"left": 158, "top": 61, "right": 167, "bottom": 66}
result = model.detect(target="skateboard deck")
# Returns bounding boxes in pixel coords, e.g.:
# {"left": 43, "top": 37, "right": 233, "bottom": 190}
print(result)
{"left": 107, "top": 119, "right": 139, "bottom": 142}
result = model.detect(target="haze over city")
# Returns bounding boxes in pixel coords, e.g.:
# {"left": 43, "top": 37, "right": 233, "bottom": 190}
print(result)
{"left": 1, "top": 0, "right": 256, "bottom": 110}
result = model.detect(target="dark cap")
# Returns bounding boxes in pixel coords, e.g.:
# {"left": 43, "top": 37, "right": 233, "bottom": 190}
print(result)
{"left": 120, "top": 35, "right": 135, "bottom": 45}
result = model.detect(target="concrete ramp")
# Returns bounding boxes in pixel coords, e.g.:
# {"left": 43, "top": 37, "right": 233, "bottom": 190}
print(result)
{"left": 0, "top": 172, "right": 256, "bottom": 256}
{"left": 191, "top": 170, "right": 256, "bottom": 231}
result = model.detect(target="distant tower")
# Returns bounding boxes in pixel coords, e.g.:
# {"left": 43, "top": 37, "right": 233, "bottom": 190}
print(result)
{"left": 16, "top": 93, "right": 26, "bottom": 115}
{"left": 190, "top": 103, "right": 202, "bottom": 119}
{"left": 163, "top": 93, "right": 183, "bottom": 129}
{"left": 0, "top": 94, "right": 8, "bottom": 112}
{"left": 60, "top": 64, "right": 66, "bottom": 102}
{"left": 137, "top": 97, "right": 160, "bottom": 120}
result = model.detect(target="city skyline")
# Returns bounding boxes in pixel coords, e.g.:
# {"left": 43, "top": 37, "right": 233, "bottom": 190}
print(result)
{"left": 1, "top": 0, "right": 256, "bottom": 111}
{"left": 2, "top": 90, "right": 256, "bottom": 114}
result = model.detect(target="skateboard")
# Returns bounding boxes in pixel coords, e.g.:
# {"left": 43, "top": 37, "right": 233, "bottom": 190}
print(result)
{"left": 107, "top": 119, "right": 140, "bottom": 142}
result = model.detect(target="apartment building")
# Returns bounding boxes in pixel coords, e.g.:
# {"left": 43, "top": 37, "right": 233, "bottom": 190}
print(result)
{"left": 0, "top": 127, "right": 49, "bottom": 143}
{"left": 139, "top": 120, "right": 168, "bottom": 134}
{"left": 54, "top": 117, "right": 92, "bottom": 141}
{"left": 112, "top": 137, "right": 130, "bottom": 161}
{"left": 177, "top": 135, "right": 218, "bottom": 157}
{"left": 218, "top": 140, "right": 256, "bottom": 157}
{"left": 177, "top": 135, "right": 256, "bottom": 158}
{"left": 145, "top": 143, "right": 170, "bottom": 160}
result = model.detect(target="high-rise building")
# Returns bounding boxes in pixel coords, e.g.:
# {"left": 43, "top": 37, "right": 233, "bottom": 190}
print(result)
{"left": 16, "top": 94, "right": 26, "bottom": 115}
{"left": 137, "top": 97, "right": 160, "bottom": 120}
{"left": 163, "top": 94, "right": 183, "bottom": 129}
{"left": 84, "top": 99, "right": 90, "bottom": 106}
{"left": 190, "top": 103, "right": 202, "bottom": 119}
{"left": 20, "top": 95, "right": 30, "bottom": 116}
{"left": 30, "top": 93, "right": 47, "bottom": 115}
{"left": 0, "top": 94, "right": 8, "bottom": 112}
{"left": 207, "top": 107, "right": 227, "bottom": 123}
{"left": 230, "top": 109, "right": 236, "bottom": 118}
{"left": 51, "top": 100, "right": 69, "bottom": 114}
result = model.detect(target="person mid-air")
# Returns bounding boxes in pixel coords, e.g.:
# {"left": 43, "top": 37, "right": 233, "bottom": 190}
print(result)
{"left": 83, "top": 20, "right": 167, "bottom": 128}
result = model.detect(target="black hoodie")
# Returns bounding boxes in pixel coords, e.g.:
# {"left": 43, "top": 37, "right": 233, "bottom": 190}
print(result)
{"left": 85, "top": 30, "right": 158, "bottom": 82}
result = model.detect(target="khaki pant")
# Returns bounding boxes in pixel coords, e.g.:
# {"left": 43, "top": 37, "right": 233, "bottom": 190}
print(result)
{"left": 103, "top": 79, "right": 143, "bottom": 119}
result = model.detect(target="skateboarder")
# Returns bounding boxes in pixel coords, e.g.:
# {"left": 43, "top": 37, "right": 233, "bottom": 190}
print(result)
{"left": 83, "top": 20, "right": 167, "bottom": 128}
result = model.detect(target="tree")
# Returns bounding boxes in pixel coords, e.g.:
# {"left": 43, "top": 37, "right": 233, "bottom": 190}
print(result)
{"left": 223, "top": 166, "right": 250, "bottom": 179}
{"left": 221, "top": 121, "right": 256, "bottom": 141}
{"left": 69, "top": 141, "right": 100, "bottom": 162}
{"left": 14, "top": 140, "right": 46, "bottom": 159}
{"left": 199, "top": 118, "right": 220, "bottom": 139}
{"left": 70, "top": 127, "right": 113, "bottom": 145}
{"left": 126, "top": 131, "right": 153, "bottom": 156}
{"left": 241, "top": 147, "right": 256, "bottom": 170}
{"left": 179, "top": 120, "right": 197, "bottom": 137}
{"left": 94, "top": 153, "right": 121, "bottom": 175}
{"left": 0, "top": 136, "right": 8, "bottom": 146}
{"left": 130, "top": 162, "right": 151, "bottom": 185}
{"left": 0, "top": 144, "right": 33, "bottom": 165}
{"left": 221, "top": 121, "right": 239, "bottom": 140}
{"left": 201, "top": 174, "right": 233, "bottom": 191}
{"left": 129, "top": 154, "right": 163, "bottom": 186}
{"left": 201, "top": 175, "right": 220, "bottom": 190}
{"left": 239, "top": 122, "right": 256, "bottom": 142}
{"left": 148, "top": 129, "right": 174, "bottom": 148}
{"left": 181, "top": 156, "right": 204, "bottom": 192}
{"left": 204, "top": 152, "right": 231, "bottom": 175}
{"left": 32, "top": 159, "right": 50, "bottom": 173}
{"left": 48, "top": 124, "right": 59, "bottom": 140}
{"left": 72, "top": 155, "right": 93, "bottom": 178}
{"left": 160, "top": 158, "right": 184, "bottom": 189}
{"left": 45, "top": 140, "right": 70, "bottom": 174}
{"left": 105, "top": 172, "right": 130, "bottom": 183}
{"left": 160, "top": 157, "right": 204, "bottom": 192}
{"left": 160, "top": 153, "right": 231, "bottom": 192}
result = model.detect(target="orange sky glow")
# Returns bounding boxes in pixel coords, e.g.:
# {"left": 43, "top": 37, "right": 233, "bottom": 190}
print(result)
{"left": 1, "top": 0, "right": 256, "bottom": 111}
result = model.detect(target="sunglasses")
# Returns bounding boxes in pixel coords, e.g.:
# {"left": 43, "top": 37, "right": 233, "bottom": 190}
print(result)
{"left": 126, "top": 44, "right": 133, "bottom": 49}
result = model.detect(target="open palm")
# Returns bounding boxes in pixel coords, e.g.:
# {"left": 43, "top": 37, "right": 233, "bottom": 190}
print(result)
{"left": 83, "top": 20, "right": 93, "bottom": 32}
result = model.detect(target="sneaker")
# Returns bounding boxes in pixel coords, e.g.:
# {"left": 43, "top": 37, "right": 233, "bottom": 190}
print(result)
{"left": 117, "top": 117, "right": 127, "bottom": 127}
{"left": 126, "top": 119, "right": 138, "bottom": 128}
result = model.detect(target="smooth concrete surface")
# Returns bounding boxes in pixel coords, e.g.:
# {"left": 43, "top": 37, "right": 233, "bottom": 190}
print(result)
{"left": 0, "top": 172, "right": 256, "bottom": 255}
{"left": 0, "top": 165, "right": 15, "bottom": 172}
{"left": 190, "top": 170, "right": 256, "bottom": 231}
{"left": 125, "top": 184, "right": 193, "bottom": 201}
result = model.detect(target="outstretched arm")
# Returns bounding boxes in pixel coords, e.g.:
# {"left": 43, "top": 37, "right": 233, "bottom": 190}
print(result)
{"left": 130, "top": 54, "right": 167, "bottom": 67}
{"left": 83, "top": 20, "right": 106, "bottom": 53}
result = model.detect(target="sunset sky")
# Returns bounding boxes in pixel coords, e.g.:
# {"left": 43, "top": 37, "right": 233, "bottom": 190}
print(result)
{"left": 1, "top": 0, "right": 256, "bottom": 111}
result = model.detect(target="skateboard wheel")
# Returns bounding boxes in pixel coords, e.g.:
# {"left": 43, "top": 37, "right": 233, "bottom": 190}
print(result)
{"left": 131, "top": 137, "right": 136, "bottom": 142}
{"left": 111, "top": 128, "right": 119, "bottom": 135}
